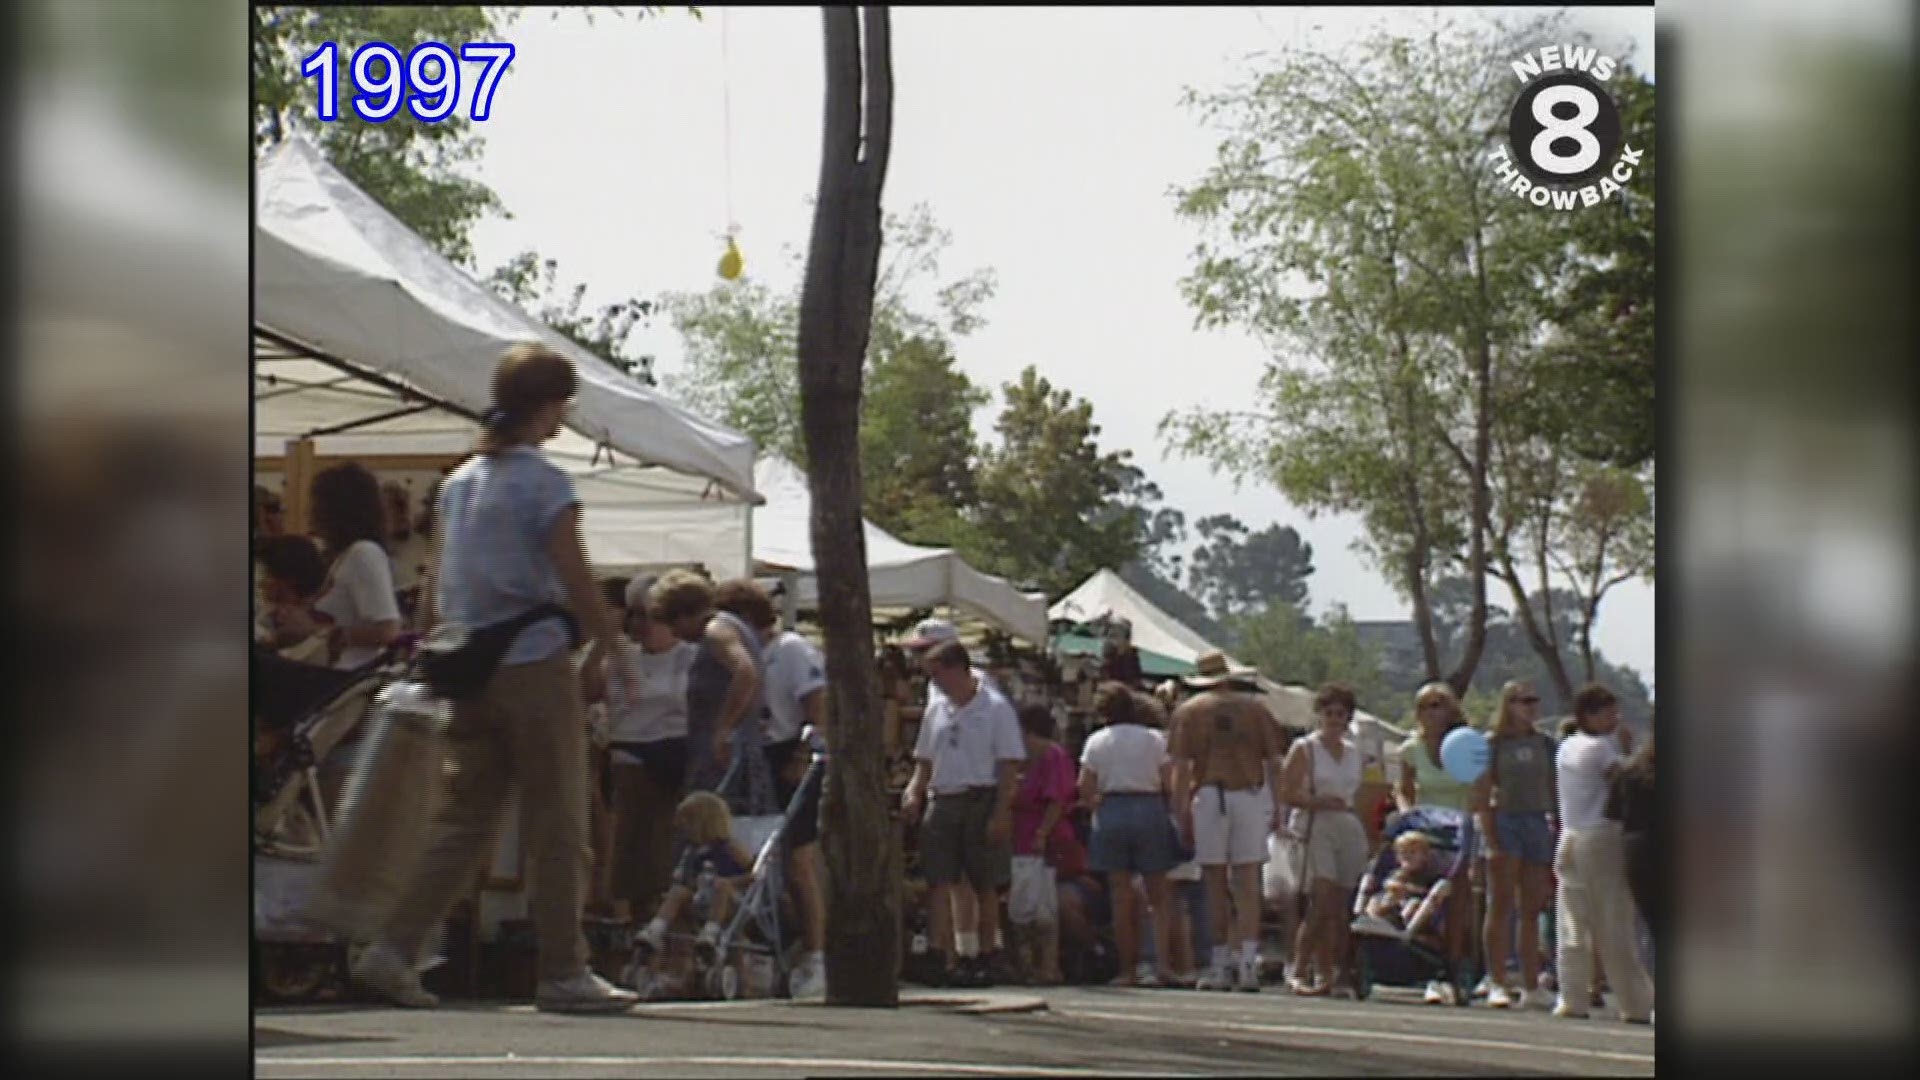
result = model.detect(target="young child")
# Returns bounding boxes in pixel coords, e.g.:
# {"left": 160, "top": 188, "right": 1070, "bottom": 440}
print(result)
{"left": 1366, "top": 832, "right": 1444, "bottom": 935}
{"left": 632, "top": 792, "right": 756, "bottom": 966}
{"left": 254, "top": 535, "right": 328, "bottom": 655}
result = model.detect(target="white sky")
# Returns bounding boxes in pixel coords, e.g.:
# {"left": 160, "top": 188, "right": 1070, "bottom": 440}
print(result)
{"left": 467, "top": 5, "right": 1657, "bottom": 683}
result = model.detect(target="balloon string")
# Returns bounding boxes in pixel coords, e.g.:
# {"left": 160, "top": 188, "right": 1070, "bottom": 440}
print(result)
{"left": 721, "top": 8, "right": 735, "bottom": 236}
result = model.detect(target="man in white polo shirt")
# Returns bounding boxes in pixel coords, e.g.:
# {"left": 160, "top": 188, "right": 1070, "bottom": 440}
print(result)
{"left": 901, "top": 639, "right": 1025, "bottom": 988}
{"left": 903, "top": 617, "right": 1000, "bottom": 707}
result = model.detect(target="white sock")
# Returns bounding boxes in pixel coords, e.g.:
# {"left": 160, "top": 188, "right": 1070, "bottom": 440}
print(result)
{"left": 1240, "top": 940, "right": 1260, "bottom": 965}
{"left": 701, "top": 920, "right": 720, "bottom": 938}
{"left": 645, "top": 917, "right": 666, "bottom": 936}
{"left": 956, "top": 932, "right": 980, "bottom": 958}
{"left": 992, "top": 928, "right": 1004, "bottom": 952}
{"left": 1211, "top": 945, "right": 1230, "bottom": 971}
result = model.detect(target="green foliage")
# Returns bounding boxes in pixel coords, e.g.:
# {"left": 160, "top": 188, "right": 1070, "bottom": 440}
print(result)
{"left": 483, "top": 252, "right": 659, "bottom": 385}
{"left": 860, "top": 337, "right": 988, "bottom": 537}
{"left": 1187, "top": 514, "right": 1315, "bottom": 620}
{"left": 1166, "top": 13, "right": 1654, "bottom": 688}
{"left": 253, "top": 6, "right": 514, "bottom": 267}
{"left": 972, "top": 369, "right": 1146, "bottom": 596}
{"left": 1230, "top": 603, "right": 1393, "bottom": 718}
{"left": 665, "top": 203, "right": 996, "bottom": 479}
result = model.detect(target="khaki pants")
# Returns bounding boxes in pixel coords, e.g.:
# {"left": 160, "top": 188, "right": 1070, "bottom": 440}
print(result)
{"left": 1555, "top": 824, "right": 1654, "bottom": 1020}
{"left": 383, "top": 652, "right": 591, "bottom": 982}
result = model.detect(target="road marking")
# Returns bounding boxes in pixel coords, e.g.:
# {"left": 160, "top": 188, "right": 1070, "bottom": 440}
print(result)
{"left": 253, "top": 1054, "right": 1197, "bottom": 1076}
{"left": 1058, "top": 1008, "right": 1655, "bottom": 1067}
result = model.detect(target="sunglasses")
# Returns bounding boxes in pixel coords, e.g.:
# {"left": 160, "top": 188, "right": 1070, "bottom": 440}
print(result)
{"left": 1517, "top": 696, "right": 1541, "bottom": 704}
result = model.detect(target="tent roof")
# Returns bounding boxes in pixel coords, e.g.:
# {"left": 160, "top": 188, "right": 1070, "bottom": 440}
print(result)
{"left": 253, "top": 136, "right": 759, "bottom": 501}
{"left": 750, "top": 458, "right": 1049, "bottom": 644}
{"left": 1049, "top": 568, "right": 1234, "bottom": 667}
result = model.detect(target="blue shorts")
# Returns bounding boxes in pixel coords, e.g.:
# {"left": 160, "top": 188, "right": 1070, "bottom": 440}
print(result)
{"left": 1491, "top": 811, "right": 1554, "bottom": 866}
{"left": 1088, "top": 793, "right": 1180, "bottom": 877}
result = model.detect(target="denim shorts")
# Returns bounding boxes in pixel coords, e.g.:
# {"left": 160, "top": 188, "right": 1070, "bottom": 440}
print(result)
{"left": 1492, "top": 811, "right": 1555, "bottom": 866}
{"left": 1089, "top": 793, "right": 1180, "bottom": 877}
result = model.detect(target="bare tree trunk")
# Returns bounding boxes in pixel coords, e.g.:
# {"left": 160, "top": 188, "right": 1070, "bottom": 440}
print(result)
{"left": 1445, "top": 217, "right": 1495, "bottom": 697}
{"left": 796, "top": 4, "right": 900, "bottom": 1008}
{"left": 1494, "top": 556, "right": 1574, "bottom": 705}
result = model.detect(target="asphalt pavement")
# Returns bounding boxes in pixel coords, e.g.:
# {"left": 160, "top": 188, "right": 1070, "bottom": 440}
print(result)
{"left": 255, "top": 984, "right": 1656, "bottom": 1077}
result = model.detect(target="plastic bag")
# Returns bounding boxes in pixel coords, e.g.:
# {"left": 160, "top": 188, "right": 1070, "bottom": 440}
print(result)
{"left": 1008, "top": 855, "right": 1058, "bottom": 925}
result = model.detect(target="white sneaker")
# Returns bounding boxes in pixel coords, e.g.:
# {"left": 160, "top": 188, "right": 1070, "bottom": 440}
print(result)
{"left": 1423, "top": 980, "right": 1448, "bottom": 1005}
{"left": 1522, "top": 988, "right": 1552, "bottom": 1011}
{"left": 1197, "top": 965, "right": 1235, "bottom": 992}
{"left": 1472, "top": 975, "right": 1492, "bottom": 999}
{"left": 1487, "top": 984, "right": 1514, "bottom": 1009}
{"left": 350, "top": 942, "right": 439, "bottom": 1008}
{"left": 1236, "top": 957, "right": 1262, "bottom": 993}
{"left": 536, "top": 970, "right": 640, "bottom": 1014}
{"left": 1552, "top": 998, "right": 1590, "bottom": 1020}
{"left": 633, "top": 920, "right": 666, "bottom": 956}
{"left": 789, "top": 954, "right": 826, "bottom": 1000}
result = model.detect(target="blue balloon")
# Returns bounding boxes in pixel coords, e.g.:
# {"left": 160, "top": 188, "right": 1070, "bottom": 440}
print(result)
{"left": 1440, "top": 727, "right": 1491, "bottom": 784}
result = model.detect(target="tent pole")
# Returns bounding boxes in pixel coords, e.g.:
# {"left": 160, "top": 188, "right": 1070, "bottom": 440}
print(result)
{"left": 283, "top": 437, "right": 317, "bottom": 535}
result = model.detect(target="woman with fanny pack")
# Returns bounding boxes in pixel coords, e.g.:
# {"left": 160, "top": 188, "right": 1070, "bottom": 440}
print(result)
{"left": 581, "top": 573, "right": 697, "bottom": 926}
{"left": 353, "top": 343, "right": 638, "bottom": 1015}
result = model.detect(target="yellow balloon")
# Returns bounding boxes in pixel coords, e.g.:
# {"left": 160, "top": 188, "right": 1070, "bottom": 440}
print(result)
{"left": 717, "top": 238, "right": 744, "bottom": 281}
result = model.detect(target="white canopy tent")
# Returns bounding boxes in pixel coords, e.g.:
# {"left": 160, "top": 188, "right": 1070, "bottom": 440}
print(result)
{"left": 253, "top": 136, "right": 759, "bottom": 576}
{"left": 1050, "top": 569, "right": 1400, "bottom": 746}
{"left": 751, "top": 458, "right": 1049, "bottom": 643}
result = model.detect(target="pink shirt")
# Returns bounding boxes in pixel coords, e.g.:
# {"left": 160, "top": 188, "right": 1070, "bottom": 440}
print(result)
{"left": 1013, "top": 742, "right": 1077, "bottom": 857}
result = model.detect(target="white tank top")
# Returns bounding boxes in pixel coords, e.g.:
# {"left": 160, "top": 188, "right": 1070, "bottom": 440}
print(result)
{"left": 1287, "top": 735, "right": 1363, "bottom": 836}
{"left": 1305, "top": 734, "right": 1363, "bottom": 806}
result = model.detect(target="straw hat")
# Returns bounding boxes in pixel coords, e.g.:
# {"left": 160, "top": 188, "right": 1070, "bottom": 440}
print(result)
{"left": 1181, "top": 651, "right": 1261, "bottom": 690}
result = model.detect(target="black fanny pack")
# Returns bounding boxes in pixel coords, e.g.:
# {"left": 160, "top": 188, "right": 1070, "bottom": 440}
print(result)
{"left": 419, "top": 603, "right": 580, "bottom": 701}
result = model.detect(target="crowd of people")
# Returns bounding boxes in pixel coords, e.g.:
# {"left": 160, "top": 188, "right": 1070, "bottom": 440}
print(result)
{"left": 255, "top": 342, "right": 1655, "bottom": 1024}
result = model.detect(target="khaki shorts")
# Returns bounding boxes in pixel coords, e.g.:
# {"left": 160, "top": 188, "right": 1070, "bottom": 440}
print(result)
{"left": 1305, "top": 810, "right": 1370, "bottom": 888}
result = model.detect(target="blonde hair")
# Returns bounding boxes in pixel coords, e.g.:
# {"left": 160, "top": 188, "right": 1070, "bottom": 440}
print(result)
{"left": 649, "top": 568, "right": 716, "bottom": 625}
{"left": 674, "top": 791, "right": 733, "bottom": 846}
{"left": 1491, "top": 681, "right": 1536, "bottom": 738}
{"left": 1414, "top": 681, "right": 1462, "bottom": 727}
{"left": 1393, "top": 831, "right": 1433, "bottom": 857}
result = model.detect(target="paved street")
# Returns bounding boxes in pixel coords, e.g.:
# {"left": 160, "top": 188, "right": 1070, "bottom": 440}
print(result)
{"left": 256, "top": 985, "right": 1655, "bottom": 1077}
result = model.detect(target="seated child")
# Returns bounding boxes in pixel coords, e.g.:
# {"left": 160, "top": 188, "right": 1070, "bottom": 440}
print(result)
{"left": 632, "top": 792, "right": 756, "bottom": 966}
{"left": 1366, "top": 831, "right": 1444, "bottom": 934}
{"left": 254, "top": 535, "right": 329, "bottom": 655}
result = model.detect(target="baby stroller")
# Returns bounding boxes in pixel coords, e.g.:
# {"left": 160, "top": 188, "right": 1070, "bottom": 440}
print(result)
{"left": 253, "top": 646, "right": 395, "bottom": 858}
{"left": 625, "top": 724, "right": 827, "bottom": 1000}
{"left": 1348, "top": 806, "right": 1481, "bottom": 1006}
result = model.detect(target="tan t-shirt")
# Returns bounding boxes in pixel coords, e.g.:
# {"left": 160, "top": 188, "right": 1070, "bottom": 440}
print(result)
{"left": 1168, "top": 690, "right": 1282, "bottom": 791}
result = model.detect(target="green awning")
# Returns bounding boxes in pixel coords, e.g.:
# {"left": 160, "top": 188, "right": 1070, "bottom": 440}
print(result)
{"left": 1051, "top": 632, "right": 1195, "bottom": 678}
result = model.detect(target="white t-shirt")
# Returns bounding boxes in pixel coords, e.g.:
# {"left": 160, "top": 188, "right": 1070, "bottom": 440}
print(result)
{"left": 914, "top": 677, "right": 1026, "bottom": 794}
{"left": 763, "top": 631, "right": 828, "bottom": 744}
{"left": 315, "top": 539, "right": 401, "bottom": 671}
{"left": 604, "top": 639, "right": 698, "bottom": 754}
{"left": 1080, "top": 723, "right": 1168, "bottom": 795}
{"left": 1556, "top": 731, "right": 1624, "bottom": 831}
{"left": 926, "top": 666, "right": 998, "bottom": 710}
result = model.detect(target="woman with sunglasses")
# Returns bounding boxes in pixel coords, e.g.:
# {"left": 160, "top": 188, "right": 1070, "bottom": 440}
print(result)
{"left": 1474, "top": 681, "right": 1559, "bottom": 1009}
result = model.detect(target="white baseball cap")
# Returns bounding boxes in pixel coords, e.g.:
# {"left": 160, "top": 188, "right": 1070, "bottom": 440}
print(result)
{"left": 904, "top": 618, "right": 960, "bottom": 650}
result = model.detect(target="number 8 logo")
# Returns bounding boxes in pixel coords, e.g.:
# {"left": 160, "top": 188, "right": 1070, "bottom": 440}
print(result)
{"left": 1528, "top": 84, "right": 1603, "bottom": 176}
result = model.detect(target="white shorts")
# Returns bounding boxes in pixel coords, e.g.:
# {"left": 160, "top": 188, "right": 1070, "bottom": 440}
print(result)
{"left": 1304, "top": 811, "right": 1370, "bottom": 888}
{"left": 1190, "top": 785, "right": 1273, "bottom": 867}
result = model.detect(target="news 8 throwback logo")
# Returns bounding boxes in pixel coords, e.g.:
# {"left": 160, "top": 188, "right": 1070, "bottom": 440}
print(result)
{"left": 1488, "top": 45, "right": 1642, "bottom": 212}
{"left": 299, "top": 41, "right": 516, "bottom": 123}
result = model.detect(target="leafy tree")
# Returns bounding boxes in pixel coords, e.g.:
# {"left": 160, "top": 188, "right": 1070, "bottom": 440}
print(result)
{"left": 860, "top": 336, "right": 987, "bottom": 540}
{"left": 1186, "top": 514, "right": 1315, "bottom": 621}
{"left": 665, "top": 203, "right": 996, "bottom": 492}
{"left": 1542, "top": 67, "right": 1657, "bottom": 470}
{"left": 484, "top": 251, "right": 660, "bottom": 385}
{"left": 1164, "top": 13, "right": 1623, "bottom": 697}
{"left": 253, "top": 6, "right": 516, "bottom": 268}
{"left": 972, "top": 369, "right": 1143, "bottom": 596}
{"left": 1231, "top": 603, "right": 1393, "bottom": 718}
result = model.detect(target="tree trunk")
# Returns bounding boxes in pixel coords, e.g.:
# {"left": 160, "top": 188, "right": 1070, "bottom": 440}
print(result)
{"left": 1445, "top": 217, "right": 1495, "bottom": 697}
{"left": 796, "top": 5, "right": 900, "bottom": 1008}
{"left": 1495, "top": 557, "right": 1574, "bottom": 706}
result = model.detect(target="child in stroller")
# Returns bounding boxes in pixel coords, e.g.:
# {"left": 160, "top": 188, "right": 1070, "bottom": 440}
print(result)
{"left": 630, "top": 792, "right": 757, "bottom": 972}
{"left": 1349, "top": 806, "right": 1480, "bottom": 1006}
{"left": 1358, "top": 832, "right": 1444, "bottom": 936}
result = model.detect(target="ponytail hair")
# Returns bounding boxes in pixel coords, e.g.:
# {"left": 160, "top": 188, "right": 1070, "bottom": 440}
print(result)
{"left": 477, "top": 343, "right": 577, "bottom": 455}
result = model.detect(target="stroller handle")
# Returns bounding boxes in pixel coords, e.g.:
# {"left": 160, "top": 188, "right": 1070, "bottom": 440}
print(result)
{"left": 801, "top": 724, "right": 828, "bottom": 755}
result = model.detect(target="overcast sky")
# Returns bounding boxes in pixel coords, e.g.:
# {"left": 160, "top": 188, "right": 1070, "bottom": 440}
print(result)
{"left": 466, "top": 5, "right": 1657, "bottom": 684}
